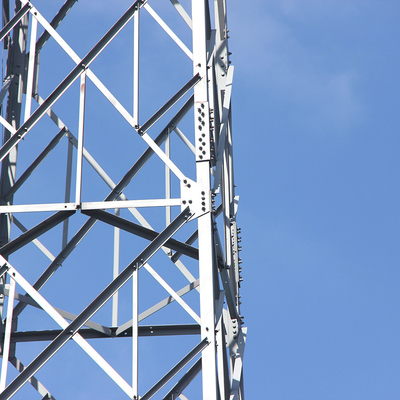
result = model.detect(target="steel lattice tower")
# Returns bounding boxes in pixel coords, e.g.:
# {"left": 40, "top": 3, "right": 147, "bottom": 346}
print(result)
{"left": 0, "top": 1, "right": 245, "bottom": 398}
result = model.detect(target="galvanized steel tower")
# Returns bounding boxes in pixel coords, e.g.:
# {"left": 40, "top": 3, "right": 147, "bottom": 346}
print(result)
{"left": 0, "top": 0, "right": 245, "bottom": 398}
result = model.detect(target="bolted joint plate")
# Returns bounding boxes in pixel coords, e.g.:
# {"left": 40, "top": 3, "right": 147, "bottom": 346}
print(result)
{"left": 195, "top": 101, "right": 211, "bottom": 161}
{"left": 230, "top": 220, "right": 240, "bottom": 266}
{"left": 224, "top": 314, "right": 240, "bottom": 347}
{"left": 181, "top": 177, "right": 210, "bottom": 219}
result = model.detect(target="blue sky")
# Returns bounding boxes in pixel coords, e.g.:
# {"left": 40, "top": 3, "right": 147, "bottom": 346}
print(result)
{"left": 2, "top": 1, "right": 400, "bottom": 399}
{"left": 229, "top": 1, "right": 400, "bottom": 398}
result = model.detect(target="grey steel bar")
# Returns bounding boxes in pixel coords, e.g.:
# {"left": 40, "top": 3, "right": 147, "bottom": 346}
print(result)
{"left": 0, "top": 264, "right": 9, "bottom": 279}
{"left": 82, "top": 209, "right": 199, "bottom": 260}
{"left": 62, "top": 138, "right": 74, "bottom": 249}
{"left": 162, "top": 358, "right": 202, "bottom": 400}
{"left": 10, "top": 329, "right": 110, "bottom": 342}
{"left": 34, "top": 0, "right": 78, "bottom": 54}
{"left": 141, "top": 338, "right": 209, "bottom": 400}
{"left": 1, "top": 207, "right": 191, "bottom": 400}
{"left": 212, "top": 217, "right": 239, "bottom": 320}
{"left": 138, "top": 74, "right": 200, "bottom": 134}
{"left": 2, "top": 0, "right": 10, "bottom": 49}
{"left": 12, "top": 218, "right": 97, "bottom": 318}
{"left": 9, "top": 357, "right": 55, "bottom": 400}
{"left": 171, "top": 231, "right": 198, "bottom": 263}
{"left": 120, "top": 324, "right": 200, "bottom": 338}
{"left": 10, "top": 324, "right": 200, "bottom": 342}
{"left": 54, "top": 309, "right": 112, "bottom": 336}
{"left": 0, "top": 75, "right": 14, "bottom": 104}
{"left": 219, "top": 267, "right": 239, "bottom": 321}
{"left": 0, "top": 211, "right": 75, "bottom": 257}
{"left": 4, "top": 128, "right": 67, "bottom": 201}
{"left": 0, "top": 0, "right": 148, "bottom": 163}
{"left": 0, "top": 2, "right": 31, "bottom": 43}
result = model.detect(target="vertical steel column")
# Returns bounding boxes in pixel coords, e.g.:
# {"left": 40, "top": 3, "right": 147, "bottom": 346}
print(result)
{"left": 133, "top": 3, "right": 139, "bottom": 128}
{"left": 75, "top": 72, "right": 86, "bottom": 205}
{"left": 112, "top": 209, "right": 120, "bottom": 327}
{"left": 192, "top": 1, "right": 218, "bottom": 399}
{"left": 0, "top": 276, "right": 15, "bottom": 391}
{"left": 132, "top": 262, "right": 139, "bottom": 399}
{"left": 132, "top": 8, "right": 140, "bottom": 397}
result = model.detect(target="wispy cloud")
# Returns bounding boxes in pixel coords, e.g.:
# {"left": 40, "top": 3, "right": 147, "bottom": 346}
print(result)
{"left": 229, "top": 1, "right": 364, "bottom": 134}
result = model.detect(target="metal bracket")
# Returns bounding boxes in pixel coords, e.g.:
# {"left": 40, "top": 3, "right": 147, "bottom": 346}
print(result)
{"left": 181, "top": 178, "right": 210, "bottom": 218}
{"left": 195, "top": 101, "right": 211, "bottom": 161}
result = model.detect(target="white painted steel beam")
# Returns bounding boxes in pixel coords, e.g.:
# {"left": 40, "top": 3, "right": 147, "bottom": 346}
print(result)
{"left": 144, "top": 3, "right": 193, "bottom": 60}
{"left": 0, "top": 276, "right": 15, "bottom": 391}
{"left": 24, "top": 16, "right": 37, "bottom": 123}
{"left": 170, "top": 0, "right": 192, "bottom": 29}
{"left": 143, "top": 263, "right": 200, "bottom": 324}
{"left": 75, "top": 72, "right": 86, "bottom": 205}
